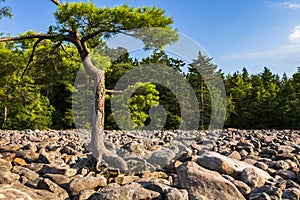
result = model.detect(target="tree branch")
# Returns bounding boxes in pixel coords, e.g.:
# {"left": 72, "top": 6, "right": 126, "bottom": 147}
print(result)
{"left": 20, "top": 38, "right": 44, "bottom": 80}
{"left": 105, "top": 89, "right": 124, "bottom": 94}
{"left": 82, "top": 29, "right": 103, "bottom": 42}
{"left": 0, "top": 34, "right": 56, "bottom": 42}
{"left": 50, "top": 0, "right": 61, "bottom": 6}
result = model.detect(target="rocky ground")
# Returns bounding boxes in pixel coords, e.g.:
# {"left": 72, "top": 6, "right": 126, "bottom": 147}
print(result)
{"left": 0, "top": 129, "right": 299, "bottom": 200}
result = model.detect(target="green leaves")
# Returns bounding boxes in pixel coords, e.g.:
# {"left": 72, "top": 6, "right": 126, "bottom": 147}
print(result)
{"left": 54, "top": 2, "right": 177, "bottom": 49}
{"left": 0, "top": 0, "right": 12, "bottom": 19}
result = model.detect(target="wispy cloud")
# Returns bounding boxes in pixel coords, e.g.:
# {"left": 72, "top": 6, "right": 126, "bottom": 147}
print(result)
{"left": 289, "top": 25, "right": 300, "bottom": 43}
{"left": 265, "top": 1, "right": 300, "bottom": 9}
{"left": 222, "top": 45, "right": 300, "bottom": 60}
{"left": 221, "top": 45, "right": 300, "bottom": 75}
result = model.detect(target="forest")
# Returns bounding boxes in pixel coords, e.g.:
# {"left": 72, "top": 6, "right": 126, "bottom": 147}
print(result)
{"left": 0, "top": 1, "right": 299, "bottom": 131}
{"left": 0, "top": 40, "right": 299, "bottom": 130}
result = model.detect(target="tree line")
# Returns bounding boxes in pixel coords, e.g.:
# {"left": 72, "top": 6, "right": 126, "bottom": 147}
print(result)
{"left": 0, "top": 40, "right": 299, "bottom": 130}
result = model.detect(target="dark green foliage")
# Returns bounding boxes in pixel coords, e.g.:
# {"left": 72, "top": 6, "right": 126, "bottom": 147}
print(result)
{"left": 0, "top": 0, "right": 12, "bottom": 19}
{"left": 1, "top": 40, "right": 299, "bottom": 130}
{"left": 0, "top": 42, "right": 54, "bottom": 130}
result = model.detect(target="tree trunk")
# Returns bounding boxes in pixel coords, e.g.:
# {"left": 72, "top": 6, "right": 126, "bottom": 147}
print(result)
{"left": 82, "top": 54, "right": 106, "bottom": 159}
{"left": 82, "top": 54, "right": 128, "bottom": 171}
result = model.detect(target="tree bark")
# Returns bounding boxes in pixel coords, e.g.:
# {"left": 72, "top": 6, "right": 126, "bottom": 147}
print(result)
{"left": 82, "top": 54, "right": 106, "bottom": 158}
{"left": 81, "top": 53, "right": 128, "bottom": 171}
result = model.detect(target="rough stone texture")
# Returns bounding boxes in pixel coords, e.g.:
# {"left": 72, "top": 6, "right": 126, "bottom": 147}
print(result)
{"left": 69, "top": 176, "right": 107, "bottom": 195}
{"left": 0, "top": 182, "right": 59, "bottom": 200}
{"left": 241, "top": 167, "right": 266, "bottom": 187}
{"left": 177, "top": 161, "right": 245, "bottom": 200}
{"left": 37, "top": 178, "right": 69, "bottom": 200}
{"left": 197, "top": 151, "right": 272, "bottom": 180}
{"left": 91, "top": 182, "right": 161, "bottom": 200}
{"left": 232, "top": 180, "right": 252, "bottom": 196}
{"left": 0, "top": 129, "right": 299, "bottom": 199}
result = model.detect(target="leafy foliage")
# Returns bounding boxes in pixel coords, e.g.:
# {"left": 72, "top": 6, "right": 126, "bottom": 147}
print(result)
{"left": 0, "top": 0, "right": 12, "bottom": 19}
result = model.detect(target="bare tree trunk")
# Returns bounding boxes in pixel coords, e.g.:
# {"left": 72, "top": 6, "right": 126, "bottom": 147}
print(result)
{"left": 200, "top": 78, "right": 204, "bottom": 128}
{"left": 82, "top": 55, "right": 105, "bottom": 158}
{"left": 82, "top": 54, "right": 128, "bottom": 171}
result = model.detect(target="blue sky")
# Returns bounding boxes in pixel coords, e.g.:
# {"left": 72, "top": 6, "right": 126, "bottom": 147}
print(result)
{"left": 1, "top": 0, "right": 300, "bottom": 76}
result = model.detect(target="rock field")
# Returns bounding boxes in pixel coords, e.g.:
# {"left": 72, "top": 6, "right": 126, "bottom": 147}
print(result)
{"left": 0, "top": 129, "right": 299, "bottom": 199}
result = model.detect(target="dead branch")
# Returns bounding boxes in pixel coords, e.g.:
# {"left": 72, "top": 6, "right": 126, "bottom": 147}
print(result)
{"left": 20, "top": 38, "right": 43, "bottom": 79}
{"left": 105, "top": 89, "right": 124, "bottom": 94}
{"left": 50, "top": 0, "right": 61, "bottom": 6}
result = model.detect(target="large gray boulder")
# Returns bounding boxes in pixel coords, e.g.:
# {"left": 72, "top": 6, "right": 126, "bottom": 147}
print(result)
{"left": 177, "top": 161, "right": 245, "bottom": 200}
{"left": 197, "top": 151, "right": 271, "bottom": 180}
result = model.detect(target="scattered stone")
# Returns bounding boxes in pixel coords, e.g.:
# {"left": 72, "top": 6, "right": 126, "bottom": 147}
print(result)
{"left": 0, "top": 129, "right": 299, "bottom": 199}
{"left": 114, "top": 174, "right": 139, "bottom": 185}
{"left": 12, "top": 166, "right": 39, "bottom": 180}
{"left": 0, "top": 171, "right": 20, "bottom": 184}
{"left": 282, "top": 187, "right": 300, "bottom": 200}
{"left": 0, "top": 158, "right": 12, "bottom": 171}
{"left": 39, "top": 164, "right": 77, "bottom": 177}
{"left": 177, "top": 161, "right": 245, "bottom": 200}
{"left": 69, "top": 176, "right": 107, "bottom": 195}
{"left": 255, "top": 161, "right": 269, "bottom": 170}
{"left": 13, "top": 157, "right": 27, "bottom": 166}
{"left": 197, "top": 151, "right": 271, "bottom": 180}
{"left": 92, "top": 182, "right": 161, "bottom": 200}
{"left": 241, "top": 167, "right": 266, "bottom": 187}
{"left": 37, "top": 178, "right": 69, "bottom": 200}
{"left": 233, "top": 180, "right": 252, "bottom": 196}
{"left": 228, "top": 150, "right": 242, "bottom": 160}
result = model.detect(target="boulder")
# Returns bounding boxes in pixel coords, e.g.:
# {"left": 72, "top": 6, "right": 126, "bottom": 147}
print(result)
{"left": 177, "top": 161, "right": 245, "bottom": 200}
{"left": 197, "top": 151, "right": 271, "bottom": 180}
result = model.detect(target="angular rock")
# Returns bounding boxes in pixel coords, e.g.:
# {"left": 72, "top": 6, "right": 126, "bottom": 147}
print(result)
{"left": 147, "top": 146, "right": 177, "bottom": 168}
{"left": 275, "top": 170, "right": 297, "bottom": 180}
{"left": 13, "top": 157, "right": 27, "bottom": 166}
{"left": 254, "top": 161, "right": 269, "bottom": 170}
{"left": 22, "top": 142, "right": 38, "bottom": 152}
{"left": 15, "top": 150, "right": 39, "bottom": 163}
{"left": 241, "top": 167, "right": 266, "bottom": 187}
{"left": 114, "top": 175, "right": 139, "bottom": 185}
{"left": 0, "top": 171, "right": 20, "bottom": 184}
{"left": 0, "top": 158, "right": 12, "bottom": 171}
{"left": 177, "top": 161, "right": 245, "bottom": 200}
{"left": 12, "top": 166, "right": 39, "bottom": 180}
{"left": 37, "top": 178, "right": 69, "bottom": 200}
{"left": 91, "top": 182, "right": 161, "bottom": 200}
{"left": 73, "top": 190, "right": 95, "bottom": 200}
{"left": 197, "top": 151, "right": 271, "bottom": 180}
{"left": 39, "top": 164, "right": 77, "bottom": 177}
{"left": 0, "top": 182, "right": 59, "bottom": 200}
{"left": 275, "top": 160, "right": 290, "bottom": 170}
{"left": 69, "top": 175, "right": 107, "bottom": 195}
{"left": 249, "top": 185, "right": 282, "bottom": 200}
{"left": 282, "top": 187, "right": 300, "bottom": 200}
{"left": 233, "top": 180, "right": 251, "bottom": 196}
{"left": 43, "top": 173, "right": 71, "bottom": 191}
{"left": 227, "top": 151, "right": 241, "bottom": 160}
{"left": 164, "top": 188, "right": 188, "bottom": 200}
{"left": 39, "top": 148, "right": 57, "bottom": 164}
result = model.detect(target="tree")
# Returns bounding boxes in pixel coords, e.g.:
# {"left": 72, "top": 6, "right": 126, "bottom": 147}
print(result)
{"left": 186, "top": 52, "right": 225, "bottom": 129}
{"left": 0, "top": 42, "right": 54, "bottom": 130}
{"left": 140, "top": 51, "right": 185, "bottom": 129}
{"left": 0, "top": 0, "right": 177, "bottom": 170}
{"left": 0, "top": 0, "right": 12, "bottom": 19}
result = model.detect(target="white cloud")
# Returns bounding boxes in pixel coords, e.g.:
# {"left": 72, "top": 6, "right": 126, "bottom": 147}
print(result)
{"left": 222, "top": 45, "right": 300, "bottom": 60}
{"left": 220, "top": 45, "right": 300, "bottom": 76}
{"left": 289, "top": 25, "right": 300, "bottom": 43}
{"left": 265, "top": 1, "right": 300, "bottom": 9}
